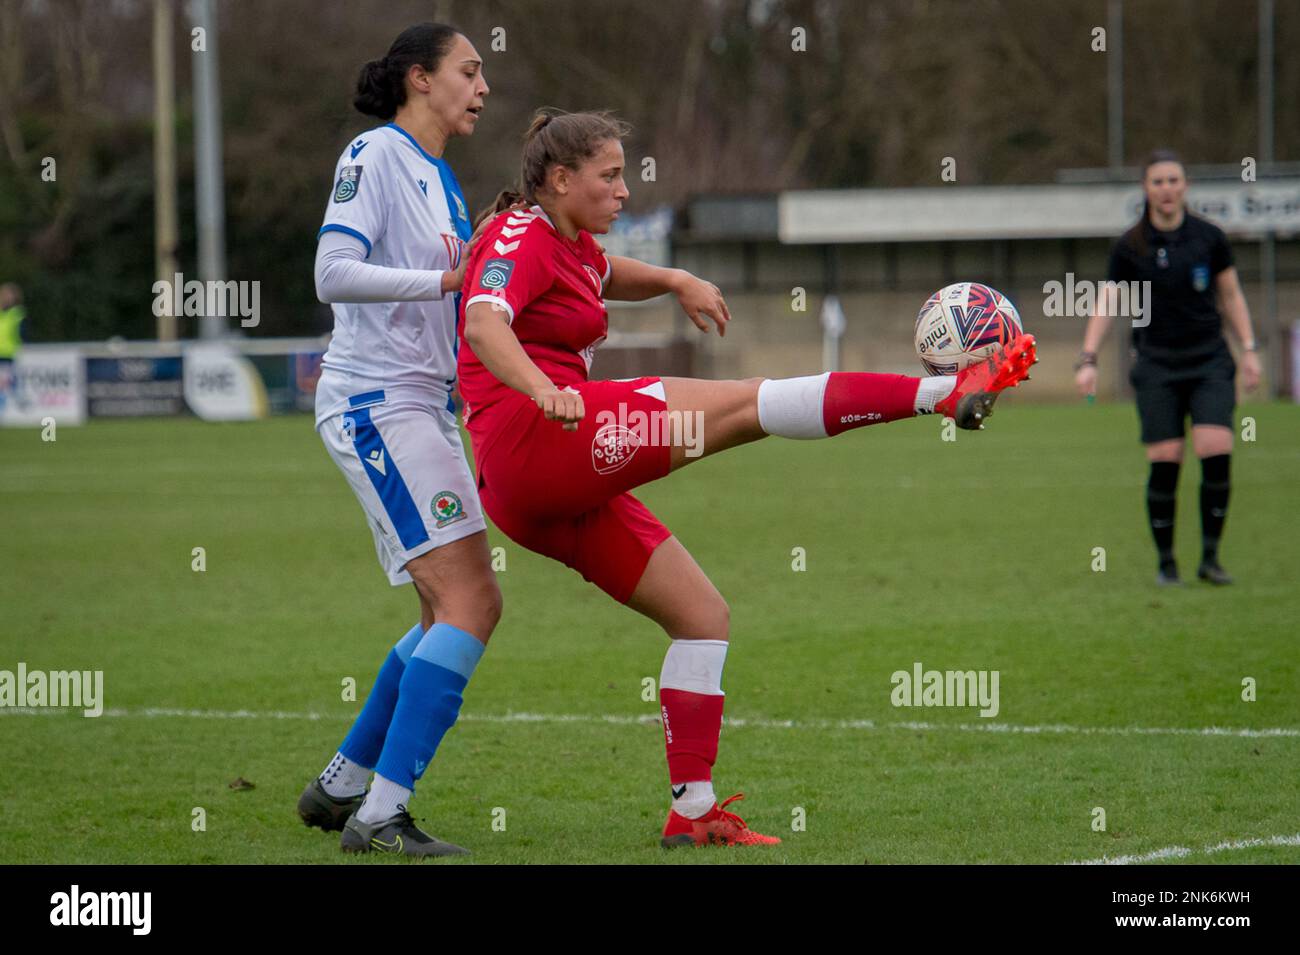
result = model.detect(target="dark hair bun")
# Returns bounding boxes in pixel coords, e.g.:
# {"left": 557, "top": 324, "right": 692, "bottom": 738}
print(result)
{"left": 352, "top": 24, "right": 461, "bottom": 120}
{"left": 353, "top": 57, "right": 397, "bottom": 119}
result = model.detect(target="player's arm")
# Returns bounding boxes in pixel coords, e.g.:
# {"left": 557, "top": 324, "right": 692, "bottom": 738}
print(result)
{"left": 605, "top": 255, "right": 731, "bottom": 336}
{"left": 315, "top": 203, "right": 497, "bottom": 303}
{"left": 603, "top": 256, "right": 684, "bottom": 300}
{"left": 315, "top": 231, "right": 451, "bottom": 302}
{"left": 1214, "top": 266, "right": 1261, "bottom": 391}
{"left": 463, "top": 302, "right": 584, "bottom": 429}
{"left": 462, "top": 223, "right": 586, "bottom": 428}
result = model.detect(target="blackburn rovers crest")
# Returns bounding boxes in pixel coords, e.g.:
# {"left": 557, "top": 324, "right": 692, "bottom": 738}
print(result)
{"left": 432, "top": 491, "right": 466, "bottom": 528}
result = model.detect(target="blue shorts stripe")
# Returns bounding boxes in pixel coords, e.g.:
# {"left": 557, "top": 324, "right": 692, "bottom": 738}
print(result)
{"left": 345, "top": 407, "right": 429, "bottom": 551}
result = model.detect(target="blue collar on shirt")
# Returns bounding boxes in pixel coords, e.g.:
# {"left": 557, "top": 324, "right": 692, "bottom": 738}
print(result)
{"left": 384, "top": 122, "right": 472, "bottom": 242}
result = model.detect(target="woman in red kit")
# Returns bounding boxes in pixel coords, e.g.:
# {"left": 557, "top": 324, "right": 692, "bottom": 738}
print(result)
{"left": 459, "top": 110, "right": 1036, "bottom": 848}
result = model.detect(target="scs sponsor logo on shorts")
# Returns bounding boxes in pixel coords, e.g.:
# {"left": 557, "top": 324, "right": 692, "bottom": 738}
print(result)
{"left": 592, "top": 423, "right": 641, "bottom": 474}
{"left": 431, "top": 491, "right": 467, "bottom": 528}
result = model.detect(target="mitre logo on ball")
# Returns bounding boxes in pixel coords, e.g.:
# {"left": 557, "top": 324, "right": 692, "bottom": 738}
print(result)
{"left": 914, "top": 281, "right": 1023, "bottom": 376}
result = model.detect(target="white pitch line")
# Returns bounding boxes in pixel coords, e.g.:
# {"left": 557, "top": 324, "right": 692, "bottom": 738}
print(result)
{"left": 0, "top": 706, "right": 1297, "bottom": 739}
{"left": 1068, "top": 833, "right": 1300, "bottom": 866}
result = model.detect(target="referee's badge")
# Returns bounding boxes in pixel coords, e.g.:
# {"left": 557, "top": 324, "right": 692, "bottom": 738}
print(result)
{"left": 334, "top": 165, "right": 363, "bottom": 203}
{"left": 1191, "top": 264, "right": 1210, "bottom": 292}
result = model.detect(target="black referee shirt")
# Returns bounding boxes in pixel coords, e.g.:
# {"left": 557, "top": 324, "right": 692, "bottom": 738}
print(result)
{"left": 1106, "top": 212, "right": 1233, "bottom": 365}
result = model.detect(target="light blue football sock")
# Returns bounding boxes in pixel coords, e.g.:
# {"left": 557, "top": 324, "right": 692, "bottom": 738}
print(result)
{"left": 373, "top": 623, "right": 486, "bottom": 790}
{"left": 337, "top": 622, "right": 424, "bottom": 769}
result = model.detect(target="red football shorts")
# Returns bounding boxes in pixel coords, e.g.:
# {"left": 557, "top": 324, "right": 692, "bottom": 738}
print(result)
{"left": 473, "top": 376, "right": 674, "bottom": 602}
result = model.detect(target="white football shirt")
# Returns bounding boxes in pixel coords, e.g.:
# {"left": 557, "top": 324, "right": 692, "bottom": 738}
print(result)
{"left": 315, "top": 122, "right": 473, "bottom": 424}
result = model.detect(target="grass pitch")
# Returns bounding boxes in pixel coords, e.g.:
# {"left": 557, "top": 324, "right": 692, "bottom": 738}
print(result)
{"left": 1, "top": 401, "right": 1297, "bottom": 864}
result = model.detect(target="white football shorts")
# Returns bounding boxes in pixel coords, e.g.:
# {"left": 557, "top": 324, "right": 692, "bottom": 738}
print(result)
{"left": 318, "top": 392, "right": 486, "bottom": 585}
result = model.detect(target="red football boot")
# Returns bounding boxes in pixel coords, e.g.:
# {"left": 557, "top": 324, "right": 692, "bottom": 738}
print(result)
{"left": 933, "top": 333, "right": 1038, "bottom": 430}
{"left": 661, "top": 793, "right": 782, "bottom": 848}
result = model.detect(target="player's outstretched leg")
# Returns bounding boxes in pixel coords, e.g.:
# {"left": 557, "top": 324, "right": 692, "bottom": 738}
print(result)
{"left": 625, "top": 537, "right": 781, "bottom": 848}
{"left": 660, "top": 333, "right": 1038, "bottom": 470}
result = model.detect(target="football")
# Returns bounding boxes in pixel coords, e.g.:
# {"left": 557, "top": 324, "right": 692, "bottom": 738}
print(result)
{"left": 914, "top": 282, "right": 1024, "bottom": 375}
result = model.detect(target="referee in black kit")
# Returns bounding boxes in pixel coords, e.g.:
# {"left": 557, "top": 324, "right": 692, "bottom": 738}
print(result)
{"left": 1075, "top": 150, "right": 1262, "bottom": 586}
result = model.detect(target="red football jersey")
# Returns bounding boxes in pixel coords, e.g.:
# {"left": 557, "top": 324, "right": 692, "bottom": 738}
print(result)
{"left": 458, "top": 204, "right": 611, "bottom": 444}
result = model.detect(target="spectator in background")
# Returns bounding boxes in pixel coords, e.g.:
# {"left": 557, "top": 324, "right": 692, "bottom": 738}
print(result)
{"left": 0, "top": 283, "right": 24, "bottom": 395}
{"left": 0, "top": 283, "right": 23, "bottom": 365}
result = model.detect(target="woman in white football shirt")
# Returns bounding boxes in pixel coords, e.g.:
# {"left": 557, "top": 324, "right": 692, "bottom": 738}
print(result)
{"left": 296, "top": 22, "right": 497, "bottom": 857}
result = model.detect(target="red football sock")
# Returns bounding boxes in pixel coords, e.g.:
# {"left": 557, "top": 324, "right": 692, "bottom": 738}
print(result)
{"left": 822, "top": 372, "right": 921, "bottom": 436}
{"left": 660, "top": 687, "right": 724, "bottom": 783}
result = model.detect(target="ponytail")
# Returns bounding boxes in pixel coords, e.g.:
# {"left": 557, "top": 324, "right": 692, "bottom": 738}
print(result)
{"left": 474, "top": 189, "right": 527, "bottom": 230}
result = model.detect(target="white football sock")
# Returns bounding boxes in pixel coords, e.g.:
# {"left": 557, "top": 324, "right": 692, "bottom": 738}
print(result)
{"left": 318, "top": 751, "right": 371, "bottom": 798}
{"left": 914, "top": 376, "right": 956, "bottom": 414}
{"left": 659, "top": 638, "right": 728, "bottom": 695}
{"left": 672, "top": 780, "right": 718, "bottom": 819}
{"left": 356, "top": 774, "right": 412, "bottom": 823}
{"left": 756, "top": 374, "right": 830, "bottom": 439}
